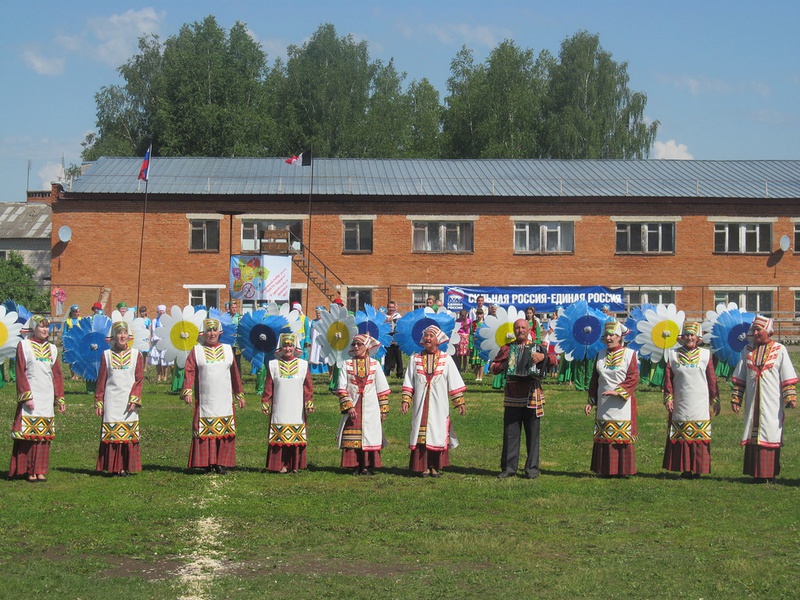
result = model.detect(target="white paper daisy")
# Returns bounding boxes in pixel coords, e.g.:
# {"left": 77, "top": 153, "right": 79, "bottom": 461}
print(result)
{"left": 154, "top": 305, "right": 207, "bottom": 368}
{"left": 110, "top": 309, "right": 150, "bottom": 353}
{"left": 634, "top": 303, "right": 685, "bottom": 363}
{"left": 0, "top": 305, "right": 22, "bottom": 359}
{"left": 312, "top": 305, "right": 357, "bottom": 368}
{"left": 477, "top": 305, "right": 526, "bottom": 363}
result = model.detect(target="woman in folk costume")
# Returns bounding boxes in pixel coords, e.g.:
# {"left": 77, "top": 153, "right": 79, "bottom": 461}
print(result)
{"left": 401, "top": 325, "right": 466, "bottom": 478}
{"left": 662, "top": 322, "right": 720, "bottom": 478}
{"left": 9, "top": 315, "right": 65, "bottom": 482}
{"left": 731, "top": 315, "right": 797, "bottom": 483}
{"left": 585, "top": 320, "right": 640, "bottom": 477}
{"left": 335, "top": 333, "right": 391, "bottom": 475}
{"left": 94, "top": 321, "right": 145, "bottom": 476}
{"left": 261, "top": 333, "right": 314, "bottom": 473}
{"left": 181, "top": 317, "right": 245, "bottom": 475}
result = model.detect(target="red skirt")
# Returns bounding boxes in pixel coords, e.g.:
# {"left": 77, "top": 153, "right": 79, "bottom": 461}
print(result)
{"left": 188, "top": 436, "right": 236, "bottom": 469}
{"left": 743, "top": 444, "right": 780, "bottom": 478}
{"left": 266, "top": 444, "right": 307, "bottom": 472}
{"left": 409, "top": 444, "right": 449, "bottom": 473}
{"left": 341, "top": 448, "right": 382, "bottom": 469}
{"left": 590, "top": 442, "right": 636, "bottom": 476}
{"left": 97, "top": 442, "right": 142, "bottom": 473}
{"left": 662, "top": 440, "right": 711, "bottom": 474}
{"left": 9, "top": 439, "right": 51, "bottom": 477}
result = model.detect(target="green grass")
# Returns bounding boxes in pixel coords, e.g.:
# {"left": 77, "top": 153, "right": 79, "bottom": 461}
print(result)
{"left": 1, "top": 359, "right": 799, "bottom": 599}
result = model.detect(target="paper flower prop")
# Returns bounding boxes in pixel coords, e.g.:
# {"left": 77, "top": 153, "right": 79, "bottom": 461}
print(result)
{"left": 110, "top": 309, "right": 150, "bottom": 353}
{"left": 0, "top": 305, "right": 22, "bottom": 359}
{"left": 313, "top": 305, "right": 358, "bottom": 368}
{"left": 394, "top": 307, "right": 457, "bottom": 356}
{"left": 623, "top": 303, "right": 656, "bottom": 354}
{"left": 154, "top": 305, "right": 207, "bottom": 369}
{"left": 551, "top": 300, "right": 608, "bottom": 361}
{"left": 62, "top": 315, "right": 112, "bottom": 381}
{"left": 634, "top": 303, "right": 685, "bottom": 363}
{"left": 475, "top": 305, "right": 527, "bottom": 362}
{"left": 354, "top": 304, "right": 392, "bottom": 359}
{"left": 702, "top": 302, "right": 754, "bottom": 369}
{"left": 237, "top": 310, "right": 291, "bottom": 373}
{"left": 2, "top": 300, "right": 31, "bottom": 327}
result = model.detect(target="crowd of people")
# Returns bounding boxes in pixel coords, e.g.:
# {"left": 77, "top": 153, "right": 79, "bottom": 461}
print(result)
{"left": 7, "top": 298, "right": 797, "bottom": 485}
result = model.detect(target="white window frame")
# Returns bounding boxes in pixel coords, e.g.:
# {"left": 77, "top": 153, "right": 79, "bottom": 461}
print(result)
{"left": 237, "top": 215, "right": 305, "bottom": 253}
{"left": 183, "top": 284, "right": 226, "bottom": 309}
{"left": 407, "top": 216, "right": 477, "bottom": 253}
{"left": 614, "top": 221, "right": 676, "bottom": 254}
{"left": 710, "top": 287, "right": 774, "bottom": 315}
{"left": 511, "top": 217, "right": 577, "bottom": 254}
{"left": 186, "top": 214, "right": 222, "bottom": 252}
{"left": 709, "top": 217, "right": 775, "bottom": 254}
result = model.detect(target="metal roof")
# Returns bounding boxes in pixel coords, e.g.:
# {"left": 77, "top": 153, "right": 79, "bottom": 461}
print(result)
{"left": 0, "top": 203, "right": 52, "bottom": 239}
{"left": 69, "top": 157, "right": 800, "bottom": 199}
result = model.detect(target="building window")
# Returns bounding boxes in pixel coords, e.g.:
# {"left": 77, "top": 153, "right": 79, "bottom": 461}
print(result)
{"left": 714, "top": 222, "right": 771, "bottom": 253}
{"left": 412, "top": 288, "right": 443, "bottom": 309}
{"left": 189, "top": 288, "right": 220, "bottom": 309}
{"left": 190, "top": 220, "right": 220, "bottom": 252}
{"left": 713, "top": 290, "right": 773, "bottom": 315}
{"left": 794, "top": 223, "right": 800, "bottom": 252}
{"left": 241, "top": 220, "right": 302, "bottom": 253}
{"left": 615, "top": 222, "right": 674, "bottom": 253}
{"left": 347, "top": 288, "right": 373, "bottom": 313}
{"left": 412, "top": 221, "right": 473, "bottom": 253}
{"left": 343, "top": 220, "right": 373, "bottom": 253}
{"left": 626, "top": 289, "right": 676, "bottom": 309}
{"left": 514, "top": 222, "right": 574, "bottom": 253}
{"left": 0, "top": 250, "right": 6, "bottom": 260}
{"left": 795, "top": 291, "right": 800, "bottom": 319}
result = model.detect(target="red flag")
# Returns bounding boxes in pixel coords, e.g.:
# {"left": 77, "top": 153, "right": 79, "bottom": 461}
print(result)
{"left": 285, "top": 150, "right": 312, "bottom": 166}
{"left": 138, "top": 146, "right": 151, "bottom": 181}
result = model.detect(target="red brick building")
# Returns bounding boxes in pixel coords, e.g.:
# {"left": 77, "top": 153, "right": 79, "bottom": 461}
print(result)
{"left": 51, "top": 157, "right": 800, "bottom": 328}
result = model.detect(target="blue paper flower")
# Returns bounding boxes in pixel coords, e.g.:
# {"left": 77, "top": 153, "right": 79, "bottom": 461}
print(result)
{"left": 355, "top": 304, "right": 392, "bottom": 359}
{"left": 623, "top": 303, "right": 655, "bottom": 353}
{"left": 552, "top": 300, "right": 607, "bottom": 361}
{"left": 62, "top": 315, "right": 112, "bottom": 381}
{"left": 394, "top": 308, "right": 456, "bottom": 355}
{"left": 703, "top": 303, "right": 754, "bottom": 369}
{"left": 237, "top": 310, "right": 291, "bottom": 373}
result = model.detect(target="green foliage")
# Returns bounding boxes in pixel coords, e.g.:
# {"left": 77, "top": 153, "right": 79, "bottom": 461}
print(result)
{"left": 2, "top": 358, "right": 800, "bottom": 597}
{"left": 0, "top": 250, "right": 49, "bottom": 311}
{"left": 82, "top": 20, "right": 658, "bottom": 162}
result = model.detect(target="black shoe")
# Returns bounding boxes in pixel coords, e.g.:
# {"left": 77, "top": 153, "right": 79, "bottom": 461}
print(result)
{"left": 524, "top": 472, "right": 538, "bottom": 480}
{"left": 497, "top": 471, "right": 514, "bottom": 479}
{"left": 213, "top": 465, "right": 227, "bottom": 475}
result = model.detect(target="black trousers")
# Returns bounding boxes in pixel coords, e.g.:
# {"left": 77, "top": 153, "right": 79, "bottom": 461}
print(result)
{"left": 500, "top": 406, "right": 541, "bottom": 477}
{"left": 384, "top": 344, "right": 404, "bottom": 377}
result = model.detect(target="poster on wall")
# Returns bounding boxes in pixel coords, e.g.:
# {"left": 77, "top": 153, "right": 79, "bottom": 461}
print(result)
{"left": 230, "top": 255, "right": 292, "bottom": 302}
{"left": 444, "top": 285, "right": 625, "bottom": 313}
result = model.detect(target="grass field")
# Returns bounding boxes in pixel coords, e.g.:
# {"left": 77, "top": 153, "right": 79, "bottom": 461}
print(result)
{"left": 1, "top": 357, "right": 799, "bottom": 599}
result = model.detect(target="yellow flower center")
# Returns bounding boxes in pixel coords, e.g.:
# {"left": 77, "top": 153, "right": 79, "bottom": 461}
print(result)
{"left": 650, "top": 320, "right": 680, "bottom": 348}
{"left": 171, "top": 321, "right": 199, "bottom": 351}
{"left": 494, "top": 321, "right": 515, "bottom": 347}
{"left": 328, "top": 321, "right": 350, "bottom": 352}
{"left": 0, "top": 321, "right": 8, "bottom": 347}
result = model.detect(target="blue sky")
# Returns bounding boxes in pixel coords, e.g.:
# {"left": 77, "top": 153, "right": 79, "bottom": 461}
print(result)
{"left": 1, "top": 0, "right": 798, "bottom": 198}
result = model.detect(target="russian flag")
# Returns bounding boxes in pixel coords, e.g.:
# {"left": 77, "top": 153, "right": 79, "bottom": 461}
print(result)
{"left": 138, "top": 146, "right": 151, "bottom": 181}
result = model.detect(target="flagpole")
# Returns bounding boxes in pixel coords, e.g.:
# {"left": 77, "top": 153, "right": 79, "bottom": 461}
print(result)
{"left": 305, "top": 147, "right": 314, "bottom": 311}
{"left": 135, "top": 145, "right": 151, "bottom": 312}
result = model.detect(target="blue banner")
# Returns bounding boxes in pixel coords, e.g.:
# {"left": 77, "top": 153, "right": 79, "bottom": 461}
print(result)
{"left": 444, "top": 286, "right": 625, "bottom": 313}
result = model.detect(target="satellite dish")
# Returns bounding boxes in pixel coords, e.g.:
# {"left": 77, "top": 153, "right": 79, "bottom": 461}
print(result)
{"left": 58, "top": 225, "right": 72, "bottom": 243}
{"left": 779, "top": 235, "right": 791, "bottom": 252}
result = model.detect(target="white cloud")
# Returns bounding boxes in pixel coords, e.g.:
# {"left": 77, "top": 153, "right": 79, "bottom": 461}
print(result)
{"left": 22, "top": 50, "right": 65, "bottom": 75}
{"left": 37, "top": 162, "right": 65, "bottom": 188}
{"left": 662, "top": 74, "right": 770, "bottom": 98}
{"left": 422, "top": 23, "right": 510, "bottom": 48}
{"left": 653, "top": 140, "right": 693, "bottom": 160}
{"left": 86, "top": 8, "right": 165, "bottom": 67}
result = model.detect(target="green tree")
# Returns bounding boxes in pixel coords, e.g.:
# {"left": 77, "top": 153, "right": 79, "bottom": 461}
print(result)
{"left": 541, "top": 31, "right": 658, "bottom": 159}
{"left": 275, "top": 24, "right": 374, "bottom": 157}
{"left": 82, "top": 34, "right": 163, "bottom": 160}
{"left": 0, "top": 252, "right": 49, "bottom": 312}
{"left": 157, "top": 16, "right": 274, "bottom": 156}
{"left": 406, "top": 78, "right": 443, "bottom": 158}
